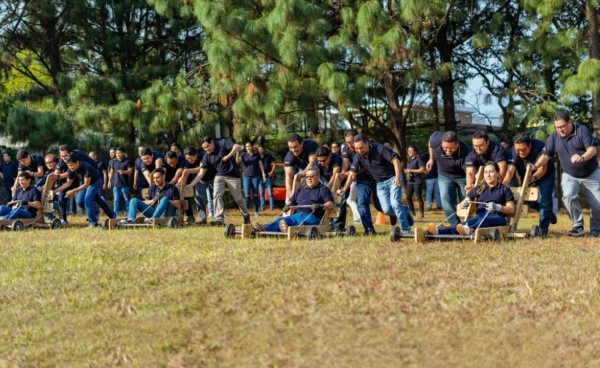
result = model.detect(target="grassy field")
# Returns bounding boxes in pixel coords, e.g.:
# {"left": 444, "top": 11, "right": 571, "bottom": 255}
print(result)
{"left": 1, "top": 209, "right": 599, "bottom": 367}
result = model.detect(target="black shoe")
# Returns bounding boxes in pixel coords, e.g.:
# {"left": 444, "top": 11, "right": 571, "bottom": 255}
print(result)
{"left": 209, "top": 220, "right": 224, "bottom": 227}
{"left": 243, "top": 214, "right": 251, "bottom": 224}
{"left": 567, "top": 227, "right": 584, "bottom": 237}
{"left": 550, "top": 213, "right": 557, "bottom": 224}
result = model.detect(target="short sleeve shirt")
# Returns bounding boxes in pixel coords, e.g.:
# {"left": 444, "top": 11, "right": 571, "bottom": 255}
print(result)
{"left": 110, "top": 159, "right": 131, "bottom": 187}
{"left": 465, "top": 141, "right": 508, "bottom": 168}
{"left": 14, "top": 185, "right": 42, "bottom": 216}
{"left": 290, "top": 183, "right": 334, "bottom": 219}
{"left": 18, "top": 153, "right": 44, "bottom": 173}
{"left": 135, "top": 157, "right": 149, "bottom": 188}
{"left": 283, "top": 139, "right": 319, "bottom": 172}
{"left": 164, "top": 158, "right": 184, "bottom": 182}
{"left": 350, "top": 143, "right": 398, "bottom": 182}
{"left": 319, "top": 153, "right": 343, "bottom": 181}
{"left": 147, "top": 183, "right": 180, "bottom": 203}
{"left": 1, "top": 160, "right": 18, "bottom": 188}
{"left": 511, "top": 139, "right": 555, "bottom": 183}
{"left": 241, "top": 152, "right": 262, "bottom": 177}
{"left": 429, "top": 131, "right": 469, "bottom": 179}
{"left": 467, "top": 184, "right": 514, "bottom": 218}
{"left": 407, "top": 156, "right": 424, "bottom": 184}
{"left": 421, "top": 153, "right": 438, "bottom": 180}
{"left": 260, "top": 153, "right": 274, "bottom": 174}
{"left": 341, "top": 143, "right": 373, "bottom": 181}
{"left": 543, "top": 123, "right": 598, "bottom": 178}
{"left": 67, "top": 161, "right": 100, "bottom": 185}
{"left": 201, "top": 141, "right": 240, "bottom": 178}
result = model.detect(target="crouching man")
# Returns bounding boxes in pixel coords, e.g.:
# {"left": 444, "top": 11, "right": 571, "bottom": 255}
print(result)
{"left": 121, "top": 168, "right": 181, "bottom": 223}
{"left": 253, "top": 168, "right": 335, "bottom": 232}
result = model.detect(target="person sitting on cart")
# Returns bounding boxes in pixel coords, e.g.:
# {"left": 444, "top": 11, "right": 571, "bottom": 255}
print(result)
{"left": 0, "top": 172, "right": 42, "bottom": 220}
{"left": 426, "top": 161, "right": 515, "bottom": 236}
{"left": 253, "top": 168, "right": 335, "bottom": 232}
{"left": 121, "top": 168, "right": 181, "bottom": 223}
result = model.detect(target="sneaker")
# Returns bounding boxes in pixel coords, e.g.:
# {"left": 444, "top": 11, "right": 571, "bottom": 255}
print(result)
{"left": 352, "top": 219, "right": 362, "bottom": 225}
{"left": 401, "top": 230, "right": 411, "bottom": 236}
{"left": 550, "top": 213, "right": 557, "bottom": 224}
{"left": 364, "top": 228, "right": 377, "bottom": 236}
{"left": 456, "top": 224, "right": 470, "bottom": 236}
{"left": 86, "top": 224, "right": 98, "bottom": 228}
{"left": 119, "top": 219, "right": 134, "bottom": 225}
{"left": 568, "top": 227, "right": 584, "bottom": 237}
{"left": 254, "top": 211, "right": 259, "bottom": 218}
{"left": 252, "top": 221, "right": 265, "bottom": 232}
{"left": 144, "top": 218, "right": 154, "bottom": 224}
{"left": 426, "top": 223, "right": 437, "bottom": 235}
{"left": 243, "top": 214, "right": 251, "bottom": 224}
{"left": 209, "top": 220, "right": 224, "bottom": 227}
{"left": 278, "top": 219, "right": 288, "bottom": 232}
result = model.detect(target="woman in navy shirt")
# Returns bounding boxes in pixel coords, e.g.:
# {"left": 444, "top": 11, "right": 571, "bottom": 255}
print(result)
{"left": 0, "top": 172, "right": 42, "bottom": 219}
{"left": 405, "top": 146, "right": 426, "bottom": 219}
{"left": 238, "top": 142, "right": 266, "bottom": 217}
{"left": 427, "top": 161, "right": 515, "bottom": 236}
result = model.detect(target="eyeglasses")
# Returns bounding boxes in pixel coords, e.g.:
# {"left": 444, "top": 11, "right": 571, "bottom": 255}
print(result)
{"left": 317, "top": 159, "right": 327, "bottom": 163}
{"left": 305, "top": 175, "right": 317, "bottom": 179}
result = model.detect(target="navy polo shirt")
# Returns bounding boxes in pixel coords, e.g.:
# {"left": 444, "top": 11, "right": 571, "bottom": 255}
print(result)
{"left": 319, "top": 153, "right": 342, "bottom": 181}
{"left": 183, "top": 155, "right": 201, "bottom": 183}
{"left": 201, "top": 141, "right": 240, "bottom": 178}
{"left": 283, "top": 139, "right": 319, "bottom": 172}
{"left": 260, "top": 153, "right": 274, "bottom": 174}
{"left": 421, "top": 153, "right": 438, "bottom": 180}
{"left": 67, "top": 161, "right": 100, "bottom": 185}
{"left": 164, "top": 158, "right": 184, "bottom": 182}
{"left": 241, "top": 152, "right": 262, "bottom": 177}
{"left": 341, "top": 143, "right": 373, "bottom": 181}
{"left": 14, "top": 185, "right": 42, "bottom": 217}
{"left": 350, "top": 143, "right": 399, "bottom": 182}
{"left": 290, "top": 182, "right": 334, "bottom": 219}
{"left": 147, "top": 183, "right": 180, "bottom": 203}
{"left": 511, "top": 139, "right": 555, "bottom": 183}
{"left": 135, "top": 157, "right": 149, "bottom": 188}
{"left": 467, "top": 183, "right": 514, "bottom": 218}
{"left": 543, "top": 123, "right": 598, "bottom": 178}
{"left": 407, "top": 156, "right": 424, "bottom": 184}
{"left": 18, "top": 153, "right": 44, "bottom": 173}
{"left": 429, "top": 131, "right": 469, "bottom": 179}
{"left": 1, "top": 160, "right": 18, "bottom": 189}
{"left": 96, "top": 160, "right": 107, "bottom": 184}
{"left": 110, "top": 159, "right": 131, "bottom": 187}
{"left": 465, "top": 141, "right": 508, "bottom": 168}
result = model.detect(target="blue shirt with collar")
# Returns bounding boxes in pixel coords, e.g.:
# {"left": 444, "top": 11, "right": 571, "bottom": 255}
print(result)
{"left": 283, "top": 139, "right": 319, "bottom": 172}
{"left": 510, "top": 139, "right": 555, "bottom": 183}
{"left": 67, "top": 161, "right": 101, "bottom": 185}
{"left": 13, "top": 185, "right": 42, "bottom": 217}
{"left": 164, "top": 158, "right": 184, "bottom": 182}
{"left": 350, "top": 143, "right": 399, "bottom": 182}
{"left": 260, "top": 153, "right": 274, "bottom": 173}
{"left": 147, "top": 183, "right": 180, "bottom": 203}
{"left": 290, "top": 182, "right": 334, "bottom": 219}
{"left": 319, "top": 153, "right": 342, "bottom": 182}
{"left": 467, "top": 183, "right": 515, "bottom": 218}
{"left": 1, "top": 160, "right": 18, "bottom": 189}
{"left": 341, "top": 143, "right": 374, "bottom": 181}
{"left": 407, "top": 155, "right": 425, "bottom": 184}
{"left": 241, "top": 152, "right": 262, "bottom": 177}
{"left": 465, "top": 141, "right": 508, "bottom": 168}
{"left": 110, "top": 159, "right": 131, "bottom": 187}
{"left": 18, "top": 153, "right": 44, "bottom": 173}
{"left": 429, "top": 131, "right": 470, "bottom": 179}
{"left": 134, "top": 157, "right": 149, "bottom": 188}
{"left": 201, "top": 140, "right": 241, "bottom": 178}
{"left": 543, "top": 123, "right": 598, "bottom": 178}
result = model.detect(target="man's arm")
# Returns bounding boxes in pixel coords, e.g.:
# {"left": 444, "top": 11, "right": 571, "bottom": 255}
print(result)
{"left": 302, "top": 155, "right": 317, "bottom": 174}
{"left": 54, "top": 177, "right": 74, "bottom": 193}
{"left": 169, "top": 168, "right": 184, "bottom": 185}
{"left": 142, "top": 169, "right": 152, "bottom": 185}
{"left": 338, "top": 170, "right": 356, "bottom": 195}
{"left": 502, "top": 165, "right": 516, "bottom": 186}
{"left": 426, "top": 142, "right": 435, "bottom": 172}
{"left": 498, "top": 161, "right": 507, "bottom": 182}
{"left": 322, "top": 200, "right": 335, "bottom": 211}
{"left": 532, "top": 153, "right": 551, "bottom": 170}
{"left": 465, "top": 167, "right": 476, "bottom": 191}
{"left": 108, "top": 168, "right": 114, "bottom": 189}
{"left": 327, "top": 166, "right": 341, "bottom": 189}
{"left": 133, "top": 169, "right": 139, "bottom": 190}
{"left": 391, "top": 157, "right": 403, "bottom": 187}
{"left": 223, "top": 144, "right": 242, "bottom": 161}
{"left": 186, "top": 168, "right": 207, "bottom": 188}
{"left": 170, "top": 198, "right": 181, "bottom": 209}
{"left": 284, "top": 166, "right": 295, "bottom": 200}
{"left": 573, "top": 146, "right": 598, "bottom": 163}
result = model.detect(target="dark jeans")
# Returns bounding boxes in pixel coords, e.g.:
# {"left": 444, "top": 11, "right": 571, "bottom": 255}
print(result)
{"left": 356, "top": 179, "right": 383, "bottom": 234}
{"left": 406, "top": 182, "right": 424, "bottom": 217}
{"left": 527, "top": 173, "right": 555, "bottom": 230}
{"left": 242, "top": 175, "right": 261, "bottom": 212}
{"left": 438, "top": 175, "right": 466, "bottom": 227}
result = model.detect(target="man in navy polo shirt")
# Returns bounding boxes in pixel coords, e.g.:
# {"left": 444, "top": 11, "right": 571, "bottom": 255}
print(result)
{"left": 164, "top": 151, "right": 185, "bottom": 185}
{"left": 53, "top": 153, "right": 115, "bottom": 227}
{"left": 283, "top": 134, "right": 319, "bottom": 200}
{"left": 186, "top": 136, "right": 250, "bottom": 226}
{"left": 531, "top": 111, "right": 600, "bottom": 237}
{"left": 426, "top": 131, "right": 470, "bottom": 227}
{"left": 13, "top": 149, "right": 45, "bottom": 194}
{"left": 181, "top": 147, "right": 208, "bottom": 224}
{"left": 1, "top": 151, "right": 18, "bottom": 204}
{"left": 108, "top": 147, "right": 132, "bottom": 215}
{"left": 0, "top": 172, "right": 42, "bottom": 219}
{"left": 133, "top": 146, "right": 149, "bottom": 197}
{"left": 503, "top": 133, "right": 557, "bottom": 237}
{"left": 253, "top": 168, "right": 335, "bottom": 232}
{"left": 315, "top": 147, "right": 342, "bottom": 189}
{"left": 465, "top": 130, "right": 508, "bottom": 191}
{"left": 139, "top": 148, "right": 165, "bottom": 187}
{"left": 338, "top": 134, "right": 412, "bottom": 234}
{"left": 122, "top": 168, "right": 181, "bottom": 223}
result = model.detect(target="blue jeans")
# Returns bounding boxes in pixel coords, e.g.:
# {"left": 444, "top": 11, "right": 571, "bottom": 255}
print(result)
{"left": 355, "top": 179, "right": 383, "bottom": 234}
{"left": 264, "top": 212, "right": 320, "bottom": 232}
{"left": 376, "top": 177, "right": 410, "bottom": 232}
{"left": 243, "top": 175, "right": 261, "bottom": 212}
{"left": 112, "top": 186, "right": 130, "bottom": 214}
{"left": 76, "top": 180, "right": 114, "bottom": 226}
{"left": 185, "top": 181, "right": 207, "bottom": 220}
{"left": 259, "top": 177, "right": 274, "bottom": 211}
{"left": 127, "top": 197, "right": 176, "bottom": 220}
{"left": 425, "top": 178, "right": 442, "bottom": 210}
{"left": 206, "top": 181, "right": 214, "bottom": 215}
{"left": 561, "top": 169, "right": 600, "bottom": 234}
{"left": 438, "top": 212, "right": 507, "bottom": 235}
{"left": 527, "top": 173, "right": 555, "bottom": 230}
{"left": 438, "top": 175, "right": 466, "bottom": 227}
{"left": 0, "top": 206, "right": 33, "bottom": 219}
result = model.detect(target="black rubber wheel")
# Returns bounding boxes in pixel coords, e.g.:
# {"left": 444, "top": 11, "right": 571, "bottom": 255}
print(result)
{"left": 167, "top": 218, "right": 179, "bottom": 228}
{"left": 389, "top": 225, "right": 401, "bottom": 242}
{"left": 51, "top": 218, "right": 63, "bottom": 229}
{"left": 12, "top": 220, "right": 24, "bottom": 231}
{"left": 102, "top": 218, "right": 110, "bottom": 230}
{"left": 346, "top": 225, "right": 357, "bottom": 236}
{"left": 307, "top": 226, "right": 319, "bottom": 240}
{"left": 224, "top": 223, "right": 236, "bottom": 238}
{"left": 489, "top": 228, "right": 500, "bottom": 241}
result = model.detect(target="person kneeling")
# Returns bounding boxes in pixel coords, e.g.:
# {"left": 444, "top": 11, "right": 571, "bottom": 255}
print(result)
{"left": 253, "top": 168, "right": 335, "bottom": 232}
{"left": 0, "top": 172, "right": 41, "bottom": 219}
{"left": 121, "top": 168, "right": 181, "bottom": 224}
{"left": 426, "top": 161, "right": 515, "bottom": 236}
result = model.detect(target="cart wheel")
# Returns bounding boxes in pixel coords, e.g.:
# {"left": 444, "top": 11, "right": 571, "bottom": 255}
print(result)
{"left": 51, "top": 218, "right": 63, "bottom": 229}
{"left": 167, "top": 218, "right": 179, "bottom": 228}
{"left": 102, "top": 218, "right": 110, "bottom": 230}
{"left": 346, "top": 225, "right": 357, "bottom": 236}
{"left": 530, "top": 225, "right": 541, "bottom": 237}
{"left": 224, "top": 223, "right": 236, "bottom": 238}
{"left": 306, "top": 226, "right": 319, "bottom": 240}
{"left": 489, "top": 228, "right": 500, "bottom": 241}
{"left": 12, "top": 220, "right": 24, "bottom": 231}
{"left": 389, "top": 225, "right": 401, "bottom": 242}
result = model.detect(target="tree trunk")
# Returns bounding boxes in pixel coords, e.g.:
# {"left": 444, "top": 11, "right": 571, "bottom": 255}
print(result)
{"left": 436, "top": 25, "right": 457, "bottom": 132}
{"left": 429, "top": 49, "right": 441, "bottom": 131}
{"left": 586, "top": 0, "right": 600, "bottom": 157}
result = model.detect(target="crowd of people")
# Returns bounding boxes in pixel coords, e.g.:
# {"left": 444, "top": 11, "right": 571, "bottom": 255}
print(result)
{"left": 0, "top": 110, "right": 597, "bottom": 237}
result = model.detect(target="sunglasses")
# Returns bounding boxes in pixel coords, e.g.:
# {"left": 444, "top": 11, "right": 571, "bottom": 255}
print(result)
{"left": 305, "top": 175, "right": 317, "bottom": 179}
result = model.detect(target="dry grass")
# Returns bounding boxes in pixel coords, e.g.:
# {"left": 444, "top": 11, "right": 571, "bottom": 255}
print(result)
{"left": 0, "top": 210, "right": 599, "bottom": 367}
